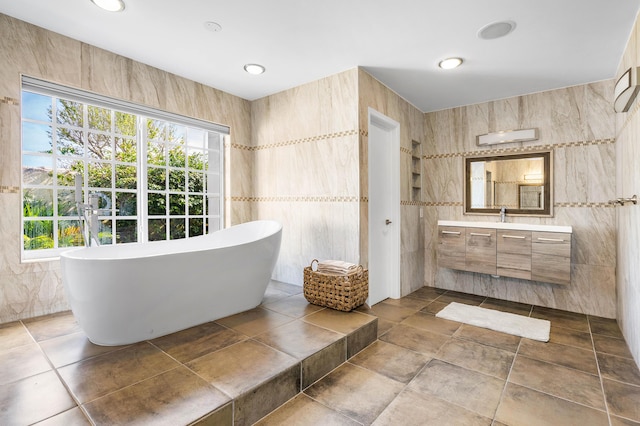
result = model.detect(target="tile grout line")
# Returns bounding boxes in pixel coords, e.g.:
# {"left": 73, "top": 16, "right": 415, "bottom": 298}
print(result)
{"left": 588, "top": 315, "right": 614, "bottom": 426}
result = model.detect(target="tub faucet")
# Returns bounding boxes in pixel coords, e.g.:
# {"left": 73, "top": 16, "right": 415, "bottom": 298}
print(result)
{"left": 500, "top": 206, "right": 507, "bottom": 223}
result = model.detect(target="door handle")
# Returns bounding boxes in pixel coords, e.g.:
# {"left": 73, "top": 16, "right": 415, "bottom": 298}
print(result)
{"left": 385, "top": 219, "right": 392, "bottom": 225}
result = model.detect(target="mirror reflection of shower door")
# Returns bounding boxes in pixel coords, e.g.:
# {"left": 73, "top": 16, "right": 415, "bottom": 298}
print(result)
{"left": 485, "top": 171, "right": 492, "bottom": 208}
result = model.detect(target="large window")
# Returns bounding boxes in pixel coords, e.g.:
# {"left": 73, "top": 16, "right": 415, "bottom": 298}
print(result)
{"left": 21, "top": 78, "right": 226, "bottom": 260}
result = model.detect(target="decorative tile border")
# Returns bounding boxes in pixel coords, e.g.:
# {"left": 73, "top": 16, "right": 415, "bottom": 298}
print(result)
{"left": 231, "top": 130, "right": 360, "bottom": 151}
{"left": 0, "top": 96, "right": 19, "bottom": 105}
{"left": 555, "top": 202, "right": 615, "bottom": 208}
{"left": 231, "top": 195, "right": 359, "bottom": 203}
{"left": 0, "top": 186, "right": 20, "bottom": 193}
{"left": 423, "top": 138, "right": 615, "bottom": 160}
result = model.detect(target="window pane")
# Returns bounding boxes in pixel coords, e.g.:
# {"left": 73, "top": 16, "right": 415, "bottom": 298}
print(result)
{"left": 88, "top": 162, "right": 112, "bottom": 188}
{"left": 207, "top": 149, "right": 220, "bottom": 171}
{"left": 87, "top": 132, "right": 112, "bottom": 160}
{"left": 23, "top": 220, "right": 54, "bottom": 250}
{"left": 188, "top": 171, "right": 204, "bottom": 193}
{"left": 98, "top": 219, "right": 113, "bottom": 245}
{"left": 22, "top": 92, "right": 52, "bottom": 122}
{"left": 207, "top": 195, "right": 220, "bottom": 216}
{"left": 188, "top": 148, "right": 206, "bottom": 170}
{"left": 57, "top": 190, "right": 77, "bottom": 216}
{"left": 207, "top": 217, "right": 220, "bottom": 233}
{"left": 166, "top": 124, "right": 186, "bottom": 143}
{"left": 23, "top": 155, "right": 53, "bottom": 185}
{"left": 168, "top": 169, "right": 185, "bottom": 191}
{"left": 115, "top": 137, "right": 136, "bottom": 163}
{"left": 57, "top": 159, "right": 83, "bottom": 187}
{"left": 187, "top": 128, "right": 205, "bottom": 147}
{"left": 188, "top": 195, "right": 203, "bottom": 215}
{"left": 148, "top": 219, "right": 166, "bottom": 241}
{"left": 169, "top": 194, "right": 185, "bottom": 216}
{"left": 56, "top": 99, "right": 83, "bottom": 127}
{"left": 116, "top": 192, "right": 137, "bottom": 216}
{"left": 147, "top": 141, "right": 166, "bottom": 165}
{"left": 22, "top": 122, "right": 52, "bottom": 153}
{"left": 115, "top": 165, "right": 137, "bottom": 189}
{"left": 170, "top": 218, "right": 185, "bottom": 240}
{"left": 207, "top": 173, "right": 220, "bottom": 193}
{"left": 147, "top": 119, "right": 166, "bottom": 140}
{"left": 115, "top": 112, "right": 136, "bottom": 136}
{"left": 116, "top": 219, "right": 137, "bottom": 243}
{"left": 58, "top": 220, "right": 83, "bottom": 247}
{"left": 88, "top": 105, "right": 111, "bottom": 131}
{"left": 24, "top": 188, "right": 53, "bottom": 217}
{"left": 168, "top": 144, "right": 186, "bottom": 168}
{"left": 147, "top": 167, "right": 166, "bottom": 190}
{"left": 189, "top": 218, "right": 203, "bottom": 237}
{"left": 56, "top": 127, "right": 84, "bottom": 156}
{"left": 148, "top": 193, "right": 165, "bottom": 215}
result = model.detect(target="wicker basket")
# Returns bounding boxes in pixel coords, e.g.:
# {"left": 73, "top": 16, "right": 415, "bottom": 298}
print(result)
{"left": 303, "top": 259, "right": 368, "bottom": 311}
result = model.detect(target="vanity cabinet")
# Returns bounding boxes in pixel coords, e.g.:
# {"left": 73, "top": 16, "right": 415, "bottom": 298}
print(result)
{"left": 497, "top": 230, "right": 532, "bottom": 280}
{"left": 531, "top": 232, "right": 571, "bottom": 285}
{"left": 437, "top": 221, "right": 572, "bottom": 286}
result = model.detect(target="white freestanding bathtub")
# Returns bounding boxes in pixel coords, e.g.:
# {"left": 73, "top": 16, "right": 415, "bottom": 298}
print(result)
{"left": 60, "top": 220, "right": 282, "bottom": 346}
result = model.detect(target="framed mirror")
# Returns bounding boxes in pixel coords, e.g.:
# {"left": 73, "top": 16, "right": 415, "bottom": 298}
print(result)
{"left": 464, "top": 151, "right": 552, "bottom": 216}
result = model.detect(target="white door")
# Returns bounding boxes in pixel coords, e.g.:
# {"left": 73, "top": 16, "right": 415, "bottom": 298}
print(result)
{"left": 368, "top": 108, "right": 400, "bottom": 305}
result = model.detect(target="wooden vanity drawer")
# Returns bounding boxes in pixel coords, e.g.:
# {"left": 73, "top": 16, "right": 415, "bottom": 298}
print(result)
{"left": 437, "top": 226, "right": 466, "bottom": 270}
{"left": 465, "top": 228, "right": 496, "bottom": 275}
{"left": 497, "top": 230, "right": 531, "bottom": 280}
{"left": 531, "top": 231, "right": 571, "bottom": 285}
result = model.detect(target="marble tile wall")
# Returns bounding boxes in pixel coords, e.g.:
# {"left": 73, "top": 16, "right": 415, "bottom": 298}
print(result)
{"left": 0, "top": 14, "right": 252, "bottom": 323}
{"left": 615, "top": 17, "right": 640, "bottom": 367}
{"left": 424, "top": 80, "right": 618, "bottom": 319}
{"left": 358, "top": 69, "right": 425, "bottom": 296}
{"left": 249, "top": 69, "right": 361, "bottom": 285}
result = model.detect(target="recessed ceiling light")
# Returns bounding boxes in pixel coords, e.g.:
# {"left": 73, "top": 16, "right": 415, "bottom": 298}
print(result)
{"left": 244, "top": 64, "right": 266, "bottom": 75}
{"left": 204, "top": 21, "right": 222, "bottom": 33}
{"left": 90, "top": 0, "right": 125, "bottom": 12}
{"left": 438, "top": 57, "right": 463, "bottom": 70}
{"left": 478, "top": 21, "right": 516, "bottom": 40}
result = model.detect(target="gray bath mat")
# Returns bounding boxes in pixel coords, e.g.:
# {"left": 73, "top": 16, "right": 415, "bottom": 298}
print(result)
{"left": 436, "top": 302, "right": 550, "bottom": 342}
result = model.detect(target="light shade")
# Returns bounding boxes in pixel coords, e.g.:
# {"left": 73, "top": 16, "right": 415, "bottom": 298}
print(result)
{"left": 439, "top": 57, "right": 463, "bottom": 70}
{"left": 244, "top": 64, "right": 266, "bottom": 75}
{"left": 477, "top": 128, "right": 539, "bottom": 146}
{"left": 614, "top": 67, "right": 640, "bottom": 113}
{"left": 91, "top": 0, "right": 125, "bottom": 12}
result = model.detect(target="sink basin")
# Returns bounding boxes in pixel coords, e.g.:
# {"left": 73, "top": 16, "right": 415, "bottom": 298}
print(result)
{"left": 437, "top": 220, "right": 572, "bottom": 233}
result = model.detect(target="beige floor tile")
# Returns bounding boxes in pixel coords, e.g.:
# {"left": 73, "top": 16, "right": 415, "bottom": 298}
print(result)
{"left": 420, "top": 300, "right": 450, "bottom": 315}
{"left": 255, "top": 394, "right": 359, "bottom": 426}
{"left": 58, "top": 342, "right": 179, "bottom": 403}
{"left": 549, "top": 325, "right": 593, "bottom": 350}
{"left": 495, "top": 383, "right": 609, "bottom": 426}
{"left": 0, "top": 371, "right": 76, "bottom": 426}
{"left": 302, "top": 308, "right": 376, "bottom": 335}
{"left": 376, "top": 318, "right": 397, "bottom": 337}
{"left": 408, "top": 359, "right": 505, "bottom": 419}
{"left": 453, "top": 324, "right": 521, "bottom": 352}
{"left": 604, "top": 378, "right": 640, "bottom": 422}
{"left": 262, "top": 294, "right": 324, "bottom": 318}
{"left": 437, "top": 338, "right": 514, "bottom": 379}
{"left": 518, "top": 339, "right": 598, "bottom": 375}
{"left": 401, "top": 311, "right": 461, "bottom": 336}
{"left": 368, "top": 302, "right": 417, "bottom": 323}
{"left": 305, "top": 363, "right": 404, "bottom": 425}
{"left": 254, "top": 319, "right": 343, "bottom": 359}
{"left": 509, "top": 355, "right": 605, "bottom": 409}
{"left": 0, "top": 321, "right": 32, "bottom": 350}
{"left": 39, "top": 332, "right": 127, "bottom": 368}
{"left": 589, "top": 316, "right": 624, "bottom": 339}
{"left": 349, "top": 340, "right": 430, "bottom": 383}
{"left": 187, "top": 339, "right": 297, "bottom": 398}
{"left": 609, "top": 415, "right": 640, "bottom": 426}
{"left": 22, "top": 311, "right": 82, "bottom": 342}
{"left": 480, "top": 298, "right": 532, "bottom": 316}
{"left": 378, "top": 297, "right": 430, "bottom": 311}
{"left": 531, "top": 306, "right": 590, "bottom": 332}
{"left": 597, "top": 352, "right": 640, "bottom": 386}
{"left": 436, "top": 292, "right": 486, "bottom": 306}
{"left": 372, "top": 388, "right": 492, "bottom": 426}
{"left": 379, "top": 323, "right": 449, "bottom": 356}
{"left": 405, "top": 286, "right": 446, "bottom": 301}
{"left": 151, "top": 321, "right": 247, "bottom": 363}
{"left": 0, "top": 342, "right": 51, "bottom": 385}
{"left": 83, "top": 366, "right": 230, "bottom": 426}
{"left": 215, "top": 307, "right": 294, "bottom": 337}
{"left": 35, "top": 407, "right": 91, "bottom": 425}
{"left": 593, "top": 334, "right": 635, "bottom": 359}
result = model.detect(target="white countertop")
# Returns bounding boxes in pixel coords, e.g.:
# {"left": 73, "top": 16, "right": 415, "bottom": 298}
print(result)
{"left": 438, "top": 220, "right": 572, "bottom": 233}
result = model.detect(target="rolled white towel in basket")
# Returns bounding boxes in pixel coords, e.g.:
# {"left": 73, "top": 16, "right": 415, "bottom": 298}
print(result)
{"left": 316, "top": 259, "right": 359, "bottom": 275}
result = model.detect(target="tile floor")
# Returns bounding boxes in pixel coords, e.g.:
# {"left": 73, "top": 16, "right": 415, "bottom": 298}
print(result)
{"left": 1, "top": 282, "right": 639, "bottom": 425}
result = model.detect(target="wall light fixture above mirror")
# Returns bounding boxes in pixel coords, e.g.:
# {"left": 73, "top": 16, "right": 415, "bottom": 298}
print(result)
{"left": 476, "top": 128, "right": 539, "bottom": 146}
{"left": 464, "top": 151, "right": 552, "bottom": 217}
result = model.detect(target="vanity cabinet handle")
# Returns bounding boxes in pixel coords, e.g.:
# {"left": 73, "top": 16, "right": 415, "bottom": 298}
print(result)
{"left": 502, "top": 235, "right": 526, "bottom": 239}
{"left": 537, "top": 237, "right": 565, "bottom": 243}
{"left": 470, "top": 232, "right": 491, "bottom": 237}
{"left": 442, "top": 230, "right": 461, "bottom": 236}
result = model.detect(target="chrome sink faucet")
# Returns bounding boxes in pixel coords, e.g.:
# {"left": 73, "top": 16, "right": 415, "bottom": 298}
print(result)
{"left": 500, "top": 206, "right": 507, "bottom": 223}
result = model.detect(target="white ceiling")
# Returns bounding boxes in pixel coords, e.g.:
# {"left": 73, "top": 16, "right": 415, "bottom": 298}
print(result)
{"left": 1, "top": 0, "right": 639, "bottom": 112}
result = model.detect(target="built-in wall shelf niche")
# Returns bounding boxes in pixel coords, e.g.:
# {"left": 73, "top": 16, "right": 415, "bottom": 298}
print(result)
{"left": 411, "top": 140, "right": 422, "bottom": 202}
